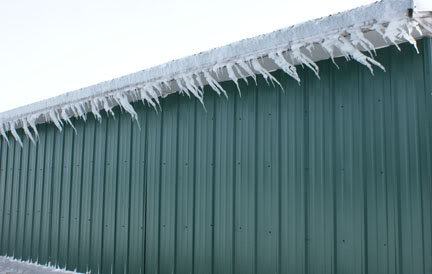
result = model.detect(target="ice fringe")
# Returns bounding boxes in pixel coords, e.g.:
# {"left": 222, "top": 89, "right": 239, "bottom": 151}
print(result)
{"left": 1, "top": 16, "right": 432, "bottom": 146}
{"left": 0, "top": 255, "right": 88, "bottom": 273}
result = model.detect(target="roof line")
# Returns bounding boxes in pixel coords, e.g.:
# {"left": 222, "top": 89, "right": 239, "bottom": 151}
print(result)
{"left": 1, "top": 0, "right": 432, "bottom": 146}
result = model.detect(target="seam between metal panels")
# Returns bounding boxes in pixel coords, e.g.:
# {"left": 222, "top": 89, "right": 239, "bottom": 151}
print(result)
{"left": 411, "top": 41, "right": 425, "bottom": 274}
{"left": 0, "top": 142, "right": 9, "bottom": 255}
{"left": 232, "top": 91, "right": 237, "bottom": 274}
{"left": 303, "top": 69, "right": 310, "bottom": 274}
{"left": 359, "top": 61, "right": 369, "bottom": 274}
{"left": 65, "top": 129, "right": 75, "bottom": 267}
{"left": 210, "top": 95, "right": 216, "bottom": 274}
{"left": 99, "top": 118, "right": 109, "bottom": 272}
{"left": 28, "top": 139, "right": 37, "bottom": 261}
{"left": 76, "top": 122, "right": 86, "bottom": 267}
{"left": 55, "top": 128, "right": 66, "bottom": 263}
{"left": 12, "top": 134, "right": 23, "bottom": 255}
{"left": 253, "top": 82, "right": 259, "bottom": 274}
{"left": 419, "top": 37, "right": 431, "bottom": 274}
{"left": 47, "top": 130, "right": 56, "bottom": 262}
{"left": 125, "top": 118, "right": 134, "bottom": 274}
{"left": 277, "top": 74, "right": 282, "bottom": 274}
{"left": 173, "top": 97, "right": 180, "bottom": 274}
{"left": 156, "top": 106, "right": 164, "bottom": 274}
{"left": 330, "top": 63, "right": 337, "bottom": 274}
{"left": 191, "top": 98, "right": 197, "bottom": 274}
{"left": 0, "top": 140, "right": 9, "bottom": 254}
{"left": 37, "top": 128, "right": 48, "bottom": 261}
{"left": 6, "top": 141, "right": 16, "bottom": 254}
{"left": 112, "top": 117, "right": 121, "bottom": 272}
{"left": 20, "top": 137, "right": 31, "bottom": 257}
{"left": 87, "top": 119, "right": 98, "bottom": 271}
{"left": 142, "top": 108, "right": 149, "bottom": 274}
{"left": 0, "top": 140, "right": 3, "bottom": 253}
{"left": 390, "top": 48, "right": 404, "bottom": 274}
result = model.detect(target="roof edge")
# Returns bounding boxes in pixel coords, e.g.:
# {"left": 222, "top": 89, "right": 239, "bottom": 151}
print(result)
{"left": 1, "top": 0, "right": 432, "bottom": 145}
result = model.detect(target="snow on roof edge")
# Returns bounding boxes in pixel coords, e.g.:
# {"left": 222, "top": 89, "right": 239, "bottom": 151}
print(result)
{"left": 1, "top": 0, "right": 432, "bottom": 145}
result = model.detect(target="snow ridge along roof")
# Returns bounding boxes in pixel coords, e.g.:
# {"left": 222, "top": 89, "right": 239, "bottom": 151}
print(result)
{"left": 1, "top": 0, "right": 431, "bottom": 145}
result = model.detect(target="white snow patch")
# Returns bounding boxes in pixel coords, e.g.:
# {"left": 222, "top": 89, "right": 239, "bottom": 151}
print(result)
{"left": 0, "top": 256, "right": 87, "bottom": 274}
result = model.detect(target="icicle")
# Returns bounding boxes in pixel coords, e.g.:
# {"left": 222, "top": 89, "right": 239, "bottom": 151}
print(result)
{"left": 203, "top": 70, "right": 227, "bottom": 98}
{"left": 383, "top": 19, "right": 418, "bottom": 53}
{"left": 115, "top": 93, "right": 138, "bottom": 121}
{"left": 232, "top": 62, "right": 249, "bottom": 85}
{"left": 268, "top": 51, "right": 300, "bottom": 83}
{"left": 10, "top": 121, "right": 23, "bottom": 147}
{"left": 237, "top": 60, "right": 257, "bottom": 84}
{"left": 91, "top": 99, "right": 102, "bottom": 122}
{"left": 321, "top": 36, "right": 340, "bottom": 69}
{"left": 183, "top": 74, "right": 205, "bottom": 106}
{"left": 146, "top": 85, "right": 161, "bottom": 107}
{"left": 250, "top": 58, "right": 282, "bottom": 88}
{"left": 336, "top": 36, "right": 385, "bottom": 73}
{"left": 176, "top": 77, "right": 190, "bottom": 97}
{"left": 195, "top": 73, "right": 205, "bottom": 91}
{"left": 348, "top": 28, "right": 376, "bottom": 56}
{"left": 101, "top": 96, "right": 115, "bottom": 116}
{"left": 0, "top": 122, "right": 9, "bottom": 144}
{"left": 416, "top": 17, "right": 432, "bottom": 34}
{"left": 61, "top": 107, "right": 76, "bottom": 133}
{"left": 226, "top": 63, "right": 241, "bottom": 94}
{"left": 291, "top": 44, "right": 320, "bottom": 79}
{"left": 22, "top": 119, "right": 35, "bottom": 144}
{"left": 140, "top": 88, "right": 158, "bottom": 111}
{"left": 49, "top": 109, "right": 63, "bottom": 131}
{"left": 152, "top": 83, "right": 163, "bottom": 97}
{"left": 28, "top": 114, "right": 39, "bottom": 140}
{"left": 74, "top": 103, "right": 86, "bottom": 120}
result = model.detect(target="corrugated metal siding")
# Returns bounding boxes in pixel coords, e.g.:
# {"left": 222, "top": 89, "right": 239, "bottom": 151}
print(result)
{"left": 0, "top": 39, "right": 431, "bottom": 274}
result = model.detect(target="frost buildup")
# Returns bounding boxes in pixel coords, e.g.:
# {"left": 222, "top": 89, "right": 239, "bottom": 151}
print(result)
{"left": 1, "top": 16, "right": 432, "bottom": 146}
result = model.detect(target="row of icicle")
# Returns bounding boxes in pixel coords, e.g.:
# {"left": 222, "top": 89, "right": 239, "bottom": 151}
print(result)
{"left": 1, "top": 16, "right": 431, "bottom": 146}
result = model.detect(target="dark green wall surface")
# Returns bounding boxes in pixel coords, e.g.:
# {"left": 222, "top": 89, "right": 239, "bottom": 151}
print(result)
{"left": 0, "top": 39, "right": 431, "bottom": 274}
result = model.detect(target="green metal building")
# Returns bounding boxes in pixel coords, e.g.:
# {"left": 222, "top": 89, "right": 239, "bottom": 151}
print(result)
{"left": 0, "top": 1, "right": 432, "bottom": 273}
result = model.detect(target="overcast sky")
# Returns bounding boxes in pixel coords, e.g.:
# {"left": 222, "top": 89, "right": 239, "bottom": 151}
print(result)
{"left": 0, "top": 0, "right": 375, "bottom": 113}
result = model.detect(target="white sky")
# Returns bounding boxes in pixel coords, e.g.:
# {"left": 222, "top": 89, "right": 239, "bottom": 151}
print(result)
{"left": 0, "top": 0, "right": 375, "bottom": 113}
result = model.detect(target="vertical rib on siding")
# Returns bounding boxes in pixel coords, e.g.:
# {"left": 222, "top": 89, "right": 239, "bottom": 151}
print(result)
{"left": 0, "top": 39, "right": 431, "bottom": 274}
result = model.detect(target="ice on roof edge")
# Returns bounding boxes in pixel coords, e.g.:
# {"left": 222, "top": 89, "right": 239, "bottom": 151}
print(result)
{"left": 1, "top": 0, "right": 432, "bottom": 145}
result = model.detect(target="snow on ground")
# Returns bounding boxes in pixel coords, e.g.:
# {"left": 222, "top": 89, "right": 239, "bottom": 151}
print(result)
{"left": 0, "top": 256, "right": 85, "bottom": 274}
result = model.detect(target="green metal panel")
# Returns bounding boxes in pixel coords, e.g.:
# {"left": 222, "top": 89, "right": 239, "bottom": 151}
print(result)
{"left": 0, "top": 39, "right": 431, "bottom": 274}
